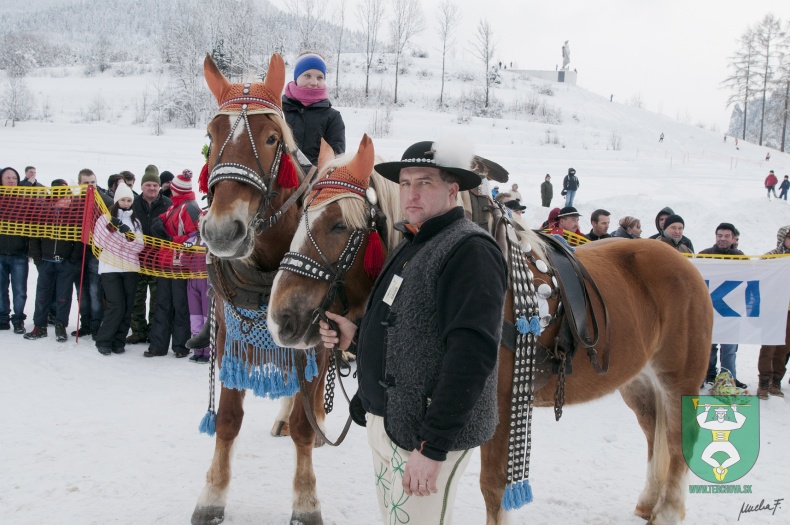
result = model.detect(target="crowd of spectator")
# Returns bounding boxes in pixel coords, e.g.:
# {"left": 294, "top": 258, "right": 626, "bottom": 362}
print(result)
{"left": 0, "top": 165, "right": 210, "bottom": 363}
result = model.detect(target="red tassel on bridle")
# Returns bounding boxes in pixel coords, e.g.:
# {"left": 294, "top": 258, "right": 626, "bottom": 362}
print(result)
{"left": 278, "top": 152, "right": 299, "bottom": 189}
{"left": 364, "top": 230, "right": 384, "bottom": 280}
{"left": 198, "top": 163, "right": 209, "bottom": 195}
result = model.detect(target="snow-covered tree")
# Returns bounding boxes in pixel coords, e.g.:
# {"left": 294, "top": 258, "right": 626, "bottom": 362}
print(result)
{"left": 471, "top": 18, "right": 496, "bottom": 108}
{"left": 357, "top": 0, "right": 386, "bottom": 97}
{"left": 2, "top": 76, "right": 35, "bottom": 127}
{"left": 723, "top": 28, "right": 758, "bottom": 141}
{"left": 390, "top": 0, "right": 423, "bottom": 104}
{"left": 753, "top": 14, "right": 786, "bottom": 145}
{"left": 436, "top": 0, "right": 460, "bottom": 107}
{"left": 332, "top": 0, "right": 347, "bottom": 97}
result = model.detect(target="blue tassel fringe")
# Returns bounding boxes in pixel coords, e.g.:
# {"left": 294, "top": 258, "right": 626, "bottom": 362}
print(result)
{"left": 516, "top": 315, "right": 529, "bottom": 334}
{"left": 198, "top": 409, "right": 216, "bottom": 436}
{"left": 502, "top": 479, "right": 534, "bottom": 511}
{"left": 529, "top": 315, "right": 542, "bottom": 335}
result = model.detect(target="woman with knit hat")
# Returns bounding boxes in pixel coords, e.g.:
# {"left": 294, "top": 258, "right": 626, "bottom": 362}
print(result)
{"left": 146, "top": 169, "right": 203, "bottom": 359}
{"left": 91, "top": 183, "right": 144, "bottom": 355}
{"left": 282, "top": 52, "right": 346, "bottom": 167}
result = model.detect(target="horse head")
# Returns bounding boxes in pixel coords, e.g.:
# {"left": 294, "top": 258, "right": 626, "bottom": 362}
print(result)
{"left": 268, "top": 134, "right": 398, "bottom": 348}
{"left": 199, "top": 53, "right": 304, "bottom": 267}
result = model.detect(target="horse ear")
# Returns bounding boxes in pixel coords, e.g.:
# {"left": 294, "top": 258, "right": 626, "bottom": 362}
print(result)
{"left": 317, "top": 138, "right": 335, "bottom": 170}
{"left": 264, "top": 53, "right": 286, "bottom": 101}
{"left": 351, "top": 134, "right": 375, "bottom": 178}
{"left": 204, "top": 53, "right": 230, "bottom": 104}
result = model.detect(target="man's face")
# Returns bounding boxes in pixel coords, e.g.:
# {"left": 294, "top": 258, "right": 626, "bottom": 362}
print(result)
{"left": 592, "top": 216, "right": 610, "bottom": 236}
{"left": 665, "top": 222, "right": 684, "bottom": 239}
{"left": 658, "top": 213, "right": 669, "bottom": 230}
{"left": 79, "top": 174, "right": 97, "bottom": 187}
{"left": 715, "top": 230, "right": 734, "bottom": 250}
{"left": 558, "top": 216, "right": 579, "bottom": 231}
{"left": 399, "top": 167, "right": 457, "bottom": 225}
{"left": 784, "top": 234, "right": 790, "bottom": 250}
{"left": 1, "top": 170, "right": 17, "bottom": 186}
{"left": 25, "top": 168, "right": 36, "bottom": 181}
{"left": 141, "top": 181, "right": 160, "bottom": 200}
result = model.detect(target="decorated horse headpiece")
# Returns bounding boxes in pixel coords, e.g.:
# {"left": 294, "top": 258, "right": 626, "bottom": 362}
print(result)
{"left": 281, "top": 135, "right": 385, "bottom": 288}
{"left": 201, "top": 53, "right": 299, "bottom": 200}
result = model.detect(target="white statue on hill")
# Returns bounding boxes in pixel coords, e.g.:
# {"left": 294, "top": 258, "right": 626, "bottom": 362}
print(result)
{"left": 562, "top": 40, "right": 571, "bottom": 70}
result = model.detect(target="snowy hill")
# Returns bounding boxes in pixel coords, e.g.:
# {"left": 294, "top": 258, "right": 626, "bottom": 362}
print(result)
{"left": 1, "top": 47, "right": 789, "bottom": 525}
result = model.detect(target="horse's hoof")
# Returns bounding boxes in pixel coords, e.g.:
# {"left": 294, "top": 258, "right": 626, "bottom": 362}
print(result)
{"left": 290, "top": 510, "right": 323, "bottom": 525}
{"left": 271, "top": 420, "right": 290, "bottom": 437}
{"left": 634, "top": 504, "right": 652, "bottom": 521}
{"left": 191, "top": 505, "right": 225, "bottom": 525}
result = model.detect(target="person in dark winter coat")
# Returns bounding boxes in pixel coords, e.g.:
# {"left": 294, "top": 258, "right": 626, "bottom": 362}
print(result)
{"left": 756, "top": 226, "right": 790, "bottom": 399}
{"left": 657, "top": 214, "right": 693, "bottom": 254}
{"left": 159, "top": 170, "right": 174, "bottom": 199}
{"left": 19, "top": 166, "right": 44, "bottom": 187}
{"left": 282, "top": 52, "right": 345, "bottom": 167}
{"left": 25, "top": 179, "right": 83, "bottom": 342}
{"left": 562, "top": 167, "right": 579, "bottom": 207}
{"left": 649, "top": 206, "right": 694, "bottom": 252}
{"left": 128, "top": 166, "right": 172, "bottom": 344}
{"left": 91, "top": 183, "right": 144, "bottom": 355}
{"left": 610, "top": 216, "right": 642, "bottom": 238}
{"left": 698, "top": 223, "right": 746, "bottom": 390}
{"left": 318, "top": 140, "right": 507, "bottom": 524}
{"left": 780, "top": 175, "right": 789, "bottom": 200}
{"left": 0, "top": 167, "right": 29, "bottom": 334}
{"left": 765, "top": 170, "right": 779, "bottom": 199}
{"left": 146, "top": 170, "right": 201, "bottom": 358}
{"left": 586, "top": 209, "right": 611, "bottom": 240}
{"left": 540, "top": 174, "right": 553, "bottom": 207}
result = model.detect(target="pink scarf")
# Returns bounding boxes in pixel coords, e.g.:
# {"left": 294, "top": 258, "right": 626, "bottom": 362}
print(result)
{"left": 285, "top": 81, "right": 329, "bottom": 107}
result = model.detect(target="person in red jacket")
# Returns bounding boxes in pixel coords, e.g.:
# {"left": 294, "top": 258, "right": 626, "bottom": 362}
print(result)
{"left": 145, "top": 170, "right": 201, "bottom": 358}
{"left": 765, "top": 170, "right": 779, "bottom": 199}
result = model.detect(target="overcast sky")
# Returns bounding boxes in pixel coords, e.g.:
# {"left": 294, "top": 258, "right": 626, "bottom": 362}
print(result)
{"left": 414, "top": 0, "right": 784, "bottom": 132}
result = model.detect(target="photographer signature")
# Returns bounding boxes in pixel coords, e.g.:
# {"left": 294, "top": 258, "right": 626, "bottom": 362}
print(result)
{"left": 738, "top": 498, "right": 784, "bottom": 521}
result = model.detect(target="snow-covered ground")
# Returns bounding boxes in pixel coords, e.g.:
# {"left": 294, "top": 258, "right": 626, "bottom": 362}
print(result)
{"left": 1, "top": 53, "right": 789, "bottom": 524}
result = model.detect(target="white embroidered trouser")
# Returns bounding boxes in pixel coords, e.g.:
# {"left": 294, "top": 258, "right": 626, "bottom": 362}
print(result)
{"left": 367, "top": 415, "right": 472, "bottom": 525}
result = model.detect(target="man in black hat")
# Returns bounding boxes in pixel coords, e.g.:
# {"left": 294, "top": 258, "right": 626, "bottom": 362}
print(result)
{"left": 504, "top": 198, "right": 526, "bottom": 216}
{"left": 319, "top": 139, "right": 507, "bottom": 524}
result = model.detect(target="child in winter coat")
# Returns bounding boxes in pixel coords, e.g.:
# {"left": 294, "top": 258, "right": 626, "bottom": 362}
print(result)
{"left": 91, "top": 183, "right": 144, "bottom": 355}
{"left": 146, "top": 169, "right": 202, "bottom": 359}
{"left": 186, "top": 232, "right": 210, "bottom": 363}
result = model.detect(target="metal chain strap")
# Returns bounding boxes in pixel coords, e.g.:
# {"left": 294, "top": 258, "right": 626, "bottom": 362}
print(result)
{"left": 554, "top": 352, "right": 567, "bottom": 421}
{"left": 207, "top": 291, "right": 217, "bottom": 415}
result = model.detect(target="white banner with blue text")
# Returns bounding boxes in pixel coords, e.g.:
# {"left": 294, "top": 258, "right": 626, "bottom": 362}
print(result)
{"left": 689, "top": 257, "right": 790, "bottom": 345}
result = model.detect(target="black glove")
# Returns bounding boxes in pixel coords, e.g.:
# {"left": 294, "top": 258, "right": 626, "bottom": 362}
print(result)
{"left": 561, "top": 189, "right": 567, "bottom": 196}
{"left": 118, "top": 224, "right": 131, "bottom": 234}
{"left": 181, "top": 241, "right": 194, "bottom": 249}
{"left": 110, "top": 216, "right": 122, "bottom": 227}
{"left": 349, "top": 392, "right": 367, "bottom": 427}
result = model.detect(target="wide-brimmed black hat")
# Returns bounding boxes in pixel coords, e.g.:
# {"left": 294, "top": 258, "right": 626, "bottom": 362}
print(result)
{"left": 375, "top": 140, "right": 482, "bottom": 191}
{"left": 504, "top": 199, "right": 526, "bottom": 211}
{"left": 557, "top": 206, "right": 580, "bottom": 218}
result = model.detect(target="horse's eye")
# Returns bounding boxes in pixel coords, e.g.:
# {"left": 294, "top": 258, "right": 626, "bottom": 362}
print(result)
{"left": 332, "top": 223, "right": 347, "bottom": 232}
{"left": 266, "top": 135, "right": 277, "bottom": 145}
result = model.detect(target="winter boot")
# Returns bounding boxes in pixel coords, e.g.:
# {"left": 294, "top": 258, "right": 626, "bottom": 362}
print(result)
{"left": 756, "top": 379, "right": 770, "bottom": 400}
{"left": 55, "top": 323, "right": 68, "bottom": 343}
{"left": 12, "top": 321, "right": 25, "bottom": 334}
{"left": 768, "top": 379, "right": 784, "bottom": 398}
{"left": 186, "top": 321, "right": 211, "bottom": 349}
{"left": 24, "top": 326, "right": 48, "bottom": 340}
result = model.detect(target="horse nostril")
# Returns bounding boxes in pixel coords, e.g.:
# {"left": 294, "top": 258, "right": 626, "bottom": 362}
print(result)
{"left": 279, "top": 313, "right": 297, "bottom": 340}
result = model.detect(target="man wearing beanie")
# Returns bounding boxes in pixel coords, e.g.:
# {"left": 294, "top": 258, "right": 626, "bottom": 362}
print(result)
{"left": 129, "top": 165, "right": 172, "bottom": 344}
{"left": 649, "top": 206, "right": 694, "bottom": 252}
{"left": 282, "top": 52, "right": 345, "bottom": 167}
{"left": 159, "top": 170, "right": 174, "bottom": 198}
{"left": 146, "top": 169, "right": 202, "bottom": 358}
{"left": 699, "top": 223, "right": 747, "bottom": 390}
{"left": 657, "top": 214, "right": 693, "bottom": 254}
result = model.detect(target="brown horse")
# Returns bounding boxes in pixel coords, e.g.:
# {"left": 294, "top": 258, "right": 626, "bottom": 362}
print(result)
{"left": 191, "top": 53, "right": 331, "bottom": 525}
{"left": 267, "top": 139, "right": 713, "bottom": 525}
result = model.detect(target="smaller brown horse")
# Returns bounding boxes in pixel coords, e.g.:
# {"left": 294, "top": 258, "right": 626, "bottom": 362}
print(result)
{"left": 267, "top": 137, "right": 713, "bottom": 525}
